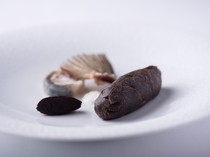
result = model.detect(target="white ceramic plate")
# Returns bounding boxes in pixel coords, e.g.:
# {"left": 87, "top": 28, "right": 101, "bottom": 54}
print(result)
{"left": 0, "top": 22, "right": 210, "bottom": 141}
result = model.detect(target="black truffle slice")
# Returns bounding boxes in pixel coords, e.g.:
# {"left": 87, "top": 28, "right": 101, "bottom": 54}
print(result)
{"left": 37, "top": 96, "right": 81, "bottom": 115}
{"left": 94, "top": 66, "right": 161, "bottom": 120}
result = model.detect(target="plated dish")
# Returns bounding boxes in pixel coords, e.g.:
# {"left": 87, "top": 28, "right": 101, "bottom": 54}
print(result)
{"left": 0, "top": 23, "right": 210, "bottom": 141}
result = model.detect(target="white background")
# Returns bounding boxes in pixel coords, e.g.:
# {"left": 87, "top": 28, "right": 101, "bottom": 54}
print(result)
{"left": 0, "top": 0, "right": 210, "bottom": 35}
{"left": 0, "top": 0, "right": 210, "bottom": 157}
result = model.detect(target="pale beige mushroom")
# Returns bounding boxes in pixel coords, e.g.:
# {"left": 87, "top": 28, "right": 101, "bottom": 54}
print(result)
{"left": 60, "top": 54, "right": 116, "bottom": 85}
{"left": 44, "top": 54, "right": 116, "bottom": 97}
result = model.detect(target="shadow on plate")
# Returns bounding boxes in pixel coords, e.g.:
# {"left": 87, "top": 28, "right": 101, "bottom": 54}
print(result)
{"left": 113, "top": 87, "right": 184, "bottom": 123}
{"left": 37, "top": 110, "right": 91, "bottom": 127}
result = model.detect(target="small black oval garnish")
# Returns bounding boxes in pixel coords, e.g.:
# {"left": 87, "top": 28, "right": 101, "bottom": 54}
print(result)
{"left": 36, "top": 96, "right": 81, "bottom": 115}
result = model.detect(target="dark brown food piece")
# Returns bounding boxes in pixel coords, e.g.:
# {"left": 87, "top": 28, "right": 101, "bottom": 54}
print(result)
{"left": 37, "top": 96, "right": 81, "bottom": 115}
{"left": 94, "top": 66, "right": 161, "bottom": 120}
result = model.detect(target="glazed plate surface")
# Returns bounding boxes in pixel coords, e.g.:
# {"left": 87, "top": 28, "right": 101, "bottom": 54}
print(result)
{"left": 0, "top": 22, "right": 210, "bottom": 141}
